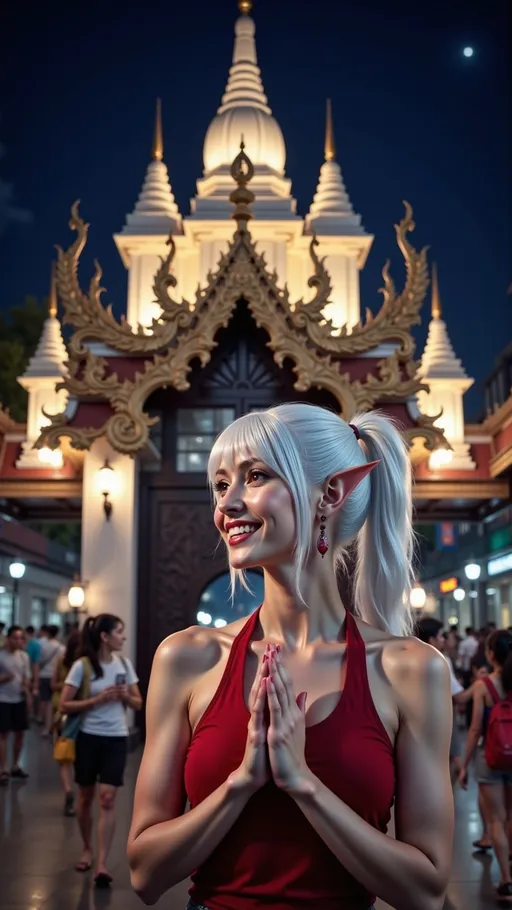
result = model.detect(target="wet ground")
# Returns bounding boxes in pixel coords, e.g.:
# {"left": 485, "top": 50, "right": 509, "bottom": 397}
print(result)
{"left": 0, "top": 728, "right": 504, "bottom": 910}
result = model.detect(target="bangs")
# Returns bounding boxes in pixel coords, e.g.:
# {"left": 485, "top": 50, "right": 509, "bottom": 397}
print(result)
{"left": 207, "top": 410, "right": 284, "bottom": 484}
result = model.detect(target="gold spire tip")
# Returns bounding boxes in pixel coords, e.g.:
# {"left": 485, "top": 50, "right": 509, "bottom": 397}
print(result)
{"left": 152, "top": 97, "right": 163, "bottom": 161}
{"left": 431, "top": 262, "right": 442, "bottom": 319}
{"left": 48, "top": 262, "right": 58, "bottom": 318}
{"left": 325, "top": 98, "right": 336, "bottom": 162}
{"left": 238, "top": 0, "right": 252, "bottom": 14}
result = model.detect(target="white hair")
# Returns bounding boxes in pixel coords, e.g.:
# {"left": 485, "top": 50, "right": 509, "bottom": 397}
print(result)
{"left": 207, "top": 402, "right": 414, "bottom": 636}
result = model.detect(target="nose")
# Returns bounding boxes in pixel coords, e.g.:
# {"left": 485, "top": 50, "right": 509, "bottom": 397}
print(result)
{"left": 217, "top": 484, "right": 245, "bottom": 516}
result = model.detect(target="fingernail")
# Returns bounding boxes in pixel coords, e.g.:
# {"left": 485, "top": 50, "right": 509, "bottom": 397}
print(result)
{"left": 263, "top": 653, "right": 268, "bottom": 662}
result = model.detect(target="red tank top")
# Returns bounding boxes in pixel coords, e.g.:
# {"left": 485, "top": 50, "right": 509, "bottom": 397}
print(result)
{"left": 184, "top": 607, "right": 395, "bottom": 910}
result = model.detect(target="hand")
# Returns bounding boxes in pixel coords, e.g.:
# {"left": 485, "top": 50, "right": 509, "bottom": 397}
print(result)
{"left": 97, "top": 686, "right": 118, "bottom": 704}
{"left": 32, "top": 686, "right": 39, "bottom": 698}
{"left": 0, "top": 672, "right": 15, "bottom": 684}
{"left": 458, "top": 766, "right": 469, "bottom": 790}
{"left": 116, "top": 683, "right": 128, "bottom": 703}
{"left": 266, "top": 647, "right": 312, "bottom": 795}
{"left": 229, "top": 649, "right": 271, "bottom": 794}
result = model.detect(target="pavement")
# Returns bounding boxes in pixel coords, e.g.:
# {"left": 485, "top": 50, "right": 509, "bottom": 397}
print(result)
{"left": 0, "top": 728, "right": 505, "bottom": 910}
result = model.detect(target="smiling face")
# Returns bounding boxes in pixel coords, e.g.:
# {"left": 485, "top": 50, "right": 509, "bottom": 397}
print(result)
{"left": 213, "top": 455, "right": 297, "bottom": 571}
{"left": 101, "top": 621, "right": 126, "bottom": 653}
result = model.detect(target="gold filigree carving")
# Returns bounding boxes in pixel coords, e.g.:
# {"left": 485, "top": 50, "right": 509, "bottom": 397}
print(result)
{"left": 38, "top": 149, "right": 446, "bottom": 459}
{"left": 56, "top": 203, "right": 193, "bottom": 361}
{"left": 293, "top": 202, "right": 428, "bottom": 359}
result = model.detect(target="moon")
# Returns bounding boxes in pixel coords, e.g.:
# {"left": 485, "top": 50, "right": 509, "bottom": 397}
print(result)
{"left": 463, "top": 46, "right": 474, "bottom": 58}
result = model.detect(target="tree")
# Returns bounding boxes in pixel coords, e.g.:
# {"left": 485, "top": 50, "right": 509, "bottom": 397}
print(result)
{"left": 0, "top": 296, "right": 46, "bottom": 421}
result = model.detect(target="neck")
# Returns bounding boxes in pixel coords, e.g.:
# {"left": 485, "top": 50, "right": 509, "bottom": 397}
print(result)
{"left": 98, "top": 644, "right": 113, "bottom": 664}
{"left": 259, "top": 559, "right": 346, "bottom": 651}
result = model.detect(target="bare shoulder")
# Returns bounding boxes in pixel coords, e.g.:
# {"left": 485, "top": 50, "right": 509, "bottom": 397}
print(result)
{"left": 356, "top": 617, "right": 450, "bottom": 701}
{"left": 154, "top": 615, "right": 248, "bottom": 681}
{"left": 384, "top": 637, "right": 451, "bottom": 717}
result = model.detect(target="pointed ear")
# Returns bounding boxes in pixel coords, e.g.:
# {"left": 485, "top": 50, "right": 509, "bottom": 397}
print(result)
{"left": 338, "top": 460, "right": 380, "bottom": 504}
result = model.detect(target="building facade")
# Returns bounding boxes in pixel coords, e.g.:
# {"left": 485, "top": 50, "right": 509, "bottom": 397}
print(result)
{"left": 0, "top": 2, "right": 510, "bottom": 691}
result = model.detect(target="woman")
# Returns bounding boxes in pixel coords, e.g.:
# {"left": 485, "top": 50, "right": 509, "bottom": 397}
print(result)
{"left": 60, "top": 614, "right": 142, "bottom": 888}
{"left": 128, "top": 403, "right": 453, "bottom": 910}
{"left": 52, "top": 629, "right": 81, "bottom": 816}
{"left": 459, "top": 629, "right": 512, "bottom": 898}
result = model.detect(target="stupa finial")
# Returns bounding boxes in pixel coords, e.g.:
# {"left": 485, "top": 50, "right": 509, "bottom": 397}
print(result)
{"left": 431, "top": 262, "right": 442, "bottom": 319}
{"left": 325, "top": 98, "right": 336, "bottom": 162}
{"left": 152, "top": 98, "right": 163, "bottom": 161}
{"left": 230, "top": 139, "right": 255, "bottom": 230}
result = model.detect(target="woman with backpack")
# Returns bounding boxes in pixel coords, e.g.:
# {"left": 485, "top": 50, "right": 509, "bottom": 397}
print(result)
{"left": 52, "top": 630, "right": 81, "bottom": 816}
{"left": 459, "top": 629, "right": 512, "bottom": 899}
{"left": 60, "top": 614, "right": 142, "bottom": 889}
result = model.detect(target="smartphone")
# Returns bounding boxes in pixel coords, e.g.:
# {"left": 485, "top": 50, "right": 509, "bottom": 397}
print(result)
{"left": 115, "top": 674, "right": 126, "bottom": 686}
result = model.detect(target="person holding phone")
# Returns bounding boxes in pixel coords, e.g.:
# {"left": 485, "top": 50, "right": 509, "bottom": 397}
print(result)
{"left": 60, "top": 614, "right": 142, "bottom": 888}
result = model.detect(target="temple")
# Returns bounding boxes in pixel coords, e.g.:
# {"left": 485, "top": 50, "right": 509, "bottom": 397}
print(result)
{"left": 0, "top": 1, "right": 510, "bottom": 687}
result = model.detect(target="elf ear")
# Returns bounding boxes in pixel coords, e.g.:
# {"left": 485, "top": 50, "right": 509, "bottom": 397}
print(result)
{"left": 338, "top": 460, "right": 380, "bottom": 503}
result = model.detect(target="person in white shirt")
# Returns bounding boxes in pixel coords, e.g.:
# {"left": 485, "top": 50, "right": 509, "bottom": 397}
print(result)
{"left": 458, "top": 627, "right": 479, "bottom": 677}
{"left": 39, "top": 625, "right": 64, "bottom": 737}
{"left": 0, "top": 625, "right": 31, "bottom": 784}
{"left": 60, "top": 613, "right": 142, "bottom": 889}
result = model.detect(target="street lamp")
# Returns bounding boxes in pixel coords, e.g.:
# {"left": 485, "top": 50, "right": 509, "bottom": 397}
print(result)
{"left": 410, "top": 585, "right": 427, "bottom": 612}
{"left": 464, "top": 563, "right": 481, "bottom": 627}
{"left": 67, "top": 578, "right": 88, "bottom": 627}
{"left": 453, "top": 587, "right": 465, "bottom": 602}
{"left": 9, "top": 561, "right": 26, "bottom": 626}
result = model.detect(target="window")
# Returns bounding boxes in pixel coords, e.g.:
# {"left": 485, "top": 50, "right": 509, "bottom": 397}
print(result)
{"left": 0, "top": 593, "right": 12, "bottom": 627}
{"left": 30, "top": 597, "right": 46, "bottom": 629}
{"left": 176, "top": 408, "right": 235, "bottom": 473}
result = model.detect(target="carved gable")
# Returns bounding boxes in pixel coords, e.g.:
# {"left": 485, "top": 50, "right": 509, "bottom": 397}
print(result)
{"left": 38, "top": 146, "right": 447, "bottom": 461}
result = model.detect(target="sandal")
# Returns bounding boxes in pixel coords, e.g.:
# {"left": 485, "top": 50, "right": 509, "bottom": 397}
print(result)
{"left": 94, "top": 872, "right": 113, "bottom": 889}
{"left": 75, "top": 861, "right": 92, "bottom": 873}
{"left": 472, "top": 838, "right": 492, "bottom": 851}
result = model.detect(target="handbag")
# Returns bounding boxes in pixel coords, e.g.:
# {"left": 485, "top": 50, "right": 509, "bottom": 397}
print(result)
{"left": 53, "top": 658, "right": 92, "bottom": 763}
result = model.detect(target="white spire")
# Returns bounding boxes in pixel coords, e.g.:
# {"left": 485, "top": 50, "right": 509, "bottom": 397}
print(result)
{"left": 419, "top": 266, "right": 469, "bottom": 381}
{"left": 306, "top": 100, "right": 365, "bottom": 236}
{"left": 123, "top": 100, "right": 182, "bottom": 235}
{"left": 191, "top": 3, "right": 297, "bottom": 219}
{"left": 22, "top": 266, "right": 67, "bottom": 379}
{"left": 202, "top": 8, "right": 285, "bottom": 175}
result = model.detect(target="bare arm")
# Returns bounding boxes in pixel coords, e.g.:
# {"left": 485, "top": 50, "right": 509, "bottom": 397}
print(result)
{"left": 127, "top": 631, "right": 256, "bottom": 905}
{"left": 31, "top": 660, "right": 40, "bottom": 693}
{"left": 290, "top": 642, "right": 453, "bottom": 910}
{"left": 453, "top": 679, "right": 479, "bottom": 705}
{"left": 60, "top": 683, "right": 105, "bottom": 714}
{"left": 461, "top": 680, "right": 485, "bottom": 769}
{"left": 120, "top": 682, "right": 143, "bottom": 712}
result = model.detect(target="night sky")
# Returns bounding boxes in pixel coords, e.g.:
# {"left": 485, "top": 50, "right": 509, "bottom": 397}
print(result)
{"left": 0, "top": 0, "right": 510, "bottom": 419}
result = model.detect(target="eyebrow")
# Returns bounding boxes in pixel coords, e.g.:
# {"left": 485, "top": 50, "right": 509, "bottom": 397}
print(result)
{"left": 215, "top": 457, "right": 262, "bottom": 478}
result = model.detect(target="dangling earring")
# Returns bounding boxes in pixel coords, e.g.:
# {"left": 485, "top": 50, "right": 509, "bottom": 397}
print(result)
{"left": 317, "top": 516, "right": 328, "bottom": 558}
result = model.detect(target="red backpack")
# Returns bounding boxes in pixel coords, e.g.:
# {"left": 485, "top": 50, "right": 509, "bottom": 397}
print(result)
{"left": 483, "top": 677, "right": 512, "bottom": 771}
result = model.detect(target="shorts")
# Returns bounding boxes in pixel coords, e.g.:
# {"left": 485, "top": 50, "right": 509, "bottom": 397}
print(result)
{"left": 75, "top": 732, "right": 127, "bottom": 788}
{"left": 475, "top": 747, "right": 512, "bottom": 786}
{"left": 39, "top": 678, "right": 53, "bottom": 702}
{"left": 0, "top": 700, "right": 28, "bottom": 733}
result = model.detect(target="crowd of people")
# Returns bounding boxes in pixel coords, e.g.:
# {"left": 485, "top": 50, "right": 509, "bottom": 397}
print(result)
{"left": 0, "top": 615, "right": 141, "bottom": 889}
{"left": 416, "top": 617, "right": 512, "bottom": 899}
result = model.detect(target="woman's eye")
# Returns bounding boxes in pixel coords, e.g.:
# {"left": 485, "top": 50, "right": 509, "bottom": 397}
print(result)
{"left": 213, "top": 481, "right": 228, "bottom": 493}
{"left": 248, "top": 470, "right": 267, "bottom": 483}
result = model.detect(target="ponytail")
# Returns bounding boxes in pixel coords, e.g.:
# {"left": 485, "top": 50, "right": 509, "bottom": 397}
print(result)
{"left": 78, "top": 613, "right": 123, "bottom": 678}
{"left": 351, "top": 412, "right": 415, "bottom": 637}
{"left": 487, "top": 630, "right": 512, "bottom": 694}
